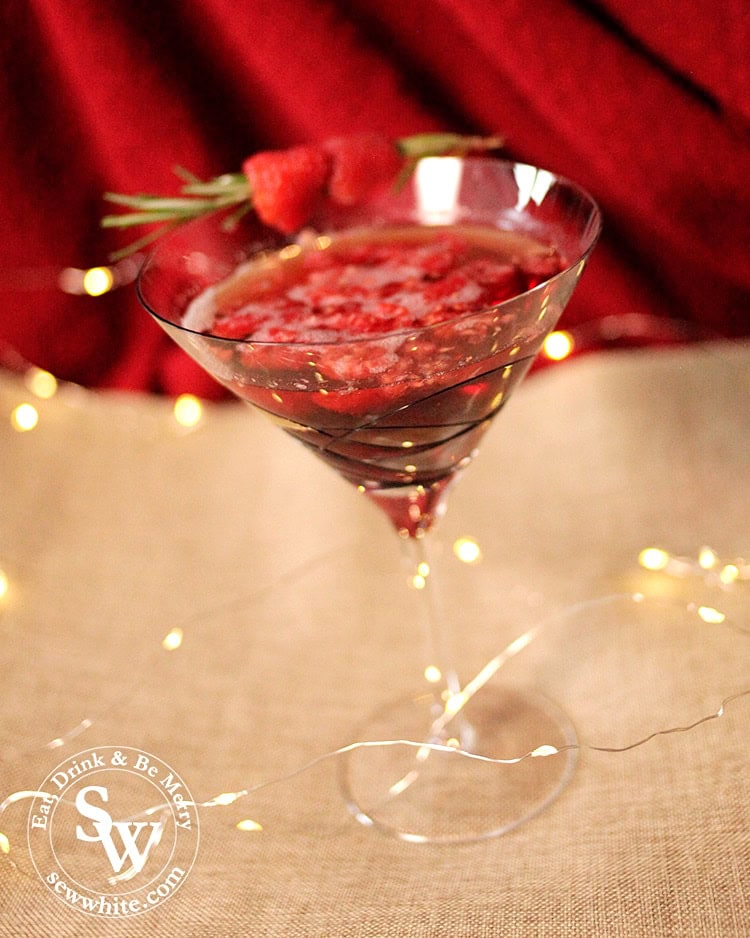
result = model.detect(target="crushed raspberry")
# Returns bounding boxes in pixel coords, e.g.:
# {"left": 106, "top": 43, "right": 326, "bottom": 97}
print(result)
{"left": 323, "top": 133, "right": 402, "bottom": 206}
{"left": 189, "top": 226, "right": 566, "bottom": 418}
{"left": 518, "top": 252, "right": 566, "bottom": 289}
{"left": 199, "top": 228, "right": 565, "bottom": 346}
{"left": 211, "top": 310, "right": 265, "bottom": 339}
{"left": 243, "top": 145, "right": 330, "bottom": 234}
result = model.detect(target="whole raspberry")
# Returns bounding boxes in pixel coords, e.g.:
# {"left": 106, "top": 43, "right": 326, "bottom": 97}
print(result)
{"left": 323, "top": 133, "right": 402, "bottom": 206}
{"left": 243, "top": 145, "right": 330, "bottom": 233}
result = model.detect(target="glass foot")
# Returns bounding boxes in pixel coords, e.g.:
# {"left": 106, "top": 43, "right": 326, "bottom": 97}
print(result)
{"left": 339, "top": 685, "right": 577, "bottom": 843}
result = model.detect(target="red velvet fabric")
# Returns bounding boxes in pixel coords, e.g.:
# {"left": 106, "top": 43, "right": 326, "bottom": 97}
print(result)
{"left": 1, "top": 0, "right": 748, "bottom": 397}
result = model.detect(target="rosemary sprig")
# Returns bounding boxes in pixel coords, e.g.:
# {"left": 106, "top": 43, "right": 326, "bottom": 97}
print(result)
{"left": 395, "top": 132, "right": 504, "bottom": 159}
{"left": 102, "top": 172, "right": 250, "bottom": 259}
{"left": 102, "top": 133, "right": 503, "bottom": 260}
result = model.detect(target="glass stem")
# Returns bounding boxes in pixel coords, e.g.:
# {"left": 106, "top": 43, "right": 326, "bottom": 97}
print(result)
{"left": 399, "top": 532, "right": 464, "bottom": 731}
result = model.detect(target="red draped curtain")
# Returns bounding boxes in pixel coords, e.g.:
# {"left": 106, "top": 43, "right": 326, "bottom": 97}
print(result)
{"left": 1, "top": 0, "right": 748, "bottom": 396}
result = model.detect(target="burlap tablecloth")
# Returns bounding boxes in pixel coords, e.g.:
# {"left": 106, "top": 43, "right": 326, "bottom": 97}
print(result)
{"left": 1, "top": 341, "right": 748, "bottom": 937}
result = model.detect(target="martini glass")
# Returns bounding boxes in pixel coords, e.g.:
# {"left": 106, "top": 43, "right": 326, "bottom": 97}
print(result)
{"left": 137, "top": 156, "right": 601, "bottom": 842}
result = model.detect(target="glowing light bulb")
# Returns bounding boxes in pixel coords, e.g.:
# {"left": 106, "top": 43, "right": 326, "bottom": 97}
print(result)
{"left": 698, "top": 547, "right": 718, "bottom": 570}
{"left": 11, "top": 403, "right": 39, "bottom": 432}
{"left": 453, "top": 536, "right": 482, "bottom": 564}
{"left": 173, "top": 394, "right": 203, "bottom": 428}
{"left": 543, "top": 330, "right": 574, "bottom": 361}
{"left": 82, "top": 266, "right": 115, "bottom": 296}
{"left": 212, "top": 792, "right": 240, "bottom": 806}
{"left": 0, "top": 570, "right": 8, "bottom": 601}
{"left": 638, "top": 547, "right": 670, "bottom": 571}
{"left": 161, "top": 628, "right": 184, "bottom": 651}
{"left": 424, "top": 665, "right": 442, "bottom": 683}
{"left": 444, "top": 692, "right": 467, "bottom": 716}
{"left": 25, "top": 367, "right": 58, "bottom": 399}
{"left": 719, "top": 564, "right": 739, "bottom": 585}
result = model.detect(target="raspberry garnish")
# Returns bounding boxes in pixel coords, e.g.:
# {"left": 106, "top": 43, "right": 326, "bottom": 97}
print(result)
{"left": 243, "top": 145, "right": 330, "bottom": 234}
{"left": 103, "top": 133, "right": 505, "bottom": 258}
{"left": 323, "top": 133, "right": 403, "bottom": 206}
{"left": 243, "top": 134, "right": 405, "bottom": 233}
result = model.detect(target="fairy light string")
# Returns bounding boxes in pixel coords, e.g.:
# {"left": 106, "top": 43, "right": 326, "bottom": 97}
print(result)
{"left": 1, "top": 347, "right": 748, "bottom": 861}
{"left": 638, "top": 546, "right": 750, "bottom": 593}
{"left": 0, "top": 547, "right": 747, "bottom": 861}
